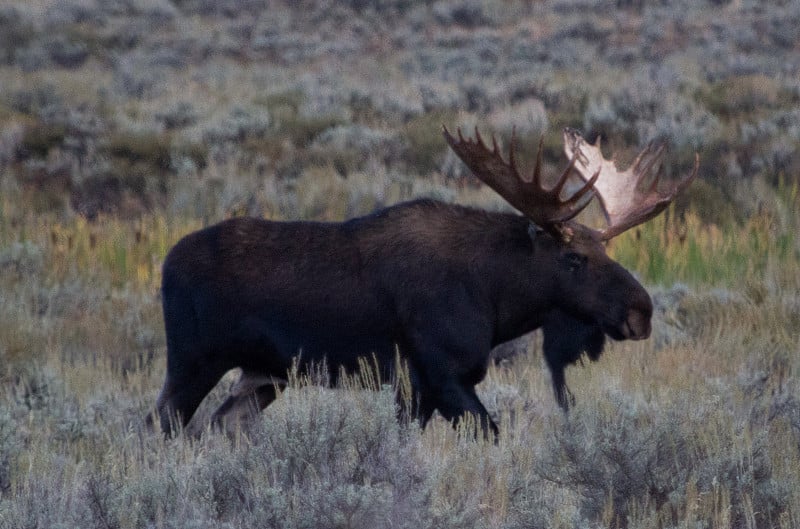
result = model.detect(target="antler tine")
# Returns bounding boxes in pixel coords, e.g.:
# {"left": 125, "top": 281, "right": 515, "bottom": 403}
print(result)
{"left": 655, "top": 152, "right": 698, "bottom": 203}
{"left": 646, "top": 162, "right": 664, "bottom": 194}
{"left": 507, "top": 127, "right": 518, "bottom": 179}
{"left": 683, "top": 154, "right": 700, "bottom": 192}
{"left": 531, "top": 136, "right": 544, "bottom": 189}
{"left": 632, "top": 142, "right": 666, "bottom": 186}
{"left": 562, "top": 128, "right": 698, "bottom": 240}
{"left": 562, "top": 170, "right": 600, "bottom": 220}
{"left": 474, "top": 126, "right": 485, "bottom": 148}
{"left": 443, "top": 126, "right": 595, "bottom": 233}
{"left": 552, "top": 149, "right": 580, "bottom": 196}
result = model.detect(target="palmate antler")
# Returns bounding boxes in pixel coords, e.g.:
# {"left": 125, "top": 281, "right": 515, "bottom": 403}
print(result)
{"left": 444, "top": 126, "right": 698, "bottom": 241}
{"left": 563, "top": 128, "right": 699, "bottom": 240}
{"left": 443, "top": 127, "right": 599, "bottom": 236}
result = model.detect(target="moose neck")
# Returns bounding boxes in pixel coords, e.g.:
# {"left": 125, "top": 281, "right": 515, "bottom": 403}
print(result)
{"left": 480, "top": 215, "right": 559, "bottom": 346}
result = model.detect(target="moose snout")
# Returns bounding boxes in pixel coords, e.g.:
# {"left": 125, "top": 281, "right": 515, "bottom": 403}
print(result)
{"left": 624, "top": 308, "right": 651, "bottom": 340}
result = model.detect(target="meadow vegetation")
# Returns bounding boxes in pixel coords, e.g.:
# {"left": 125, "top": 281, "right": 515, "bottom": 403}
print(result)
{"left": 1, "top": 0, "right": 799, "bottom": 527}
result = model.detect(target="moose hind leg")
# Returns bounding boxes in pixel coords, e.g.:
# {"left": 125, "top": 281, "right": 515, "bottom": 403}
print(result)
{"left": 210, "top": 370, "right": 284, "bottom": 431}
{"left": 153, "top": 362, "right": 227, "bottom": 436}
{"left": 210, "top": 384, "right": 280, "bottom": 432}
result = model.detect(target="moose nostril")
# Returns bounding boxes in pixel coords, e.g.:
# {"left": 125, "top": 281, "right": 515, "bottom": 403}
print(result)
{"left": 626, "top": 309, "right": 651, "bottom": 340}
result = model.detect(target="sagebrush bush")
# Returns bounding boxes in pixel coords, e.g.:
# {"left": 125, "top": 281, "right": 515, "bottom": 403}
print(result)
{"left": 534, "top": 388, "right": 794, "bottom": 528}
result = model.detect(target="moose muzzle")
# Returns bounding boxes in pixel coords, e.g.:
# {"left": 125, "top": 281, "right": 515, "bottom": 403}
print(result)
{"left": 623, "top": 308, "right": 651, "bottom": 340}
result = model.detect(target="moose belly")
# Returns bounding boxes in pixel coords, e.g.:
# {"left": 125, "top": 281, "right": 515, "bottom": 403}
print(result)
{"left": 230, "top": 311, "right": 399, "bottom": 381}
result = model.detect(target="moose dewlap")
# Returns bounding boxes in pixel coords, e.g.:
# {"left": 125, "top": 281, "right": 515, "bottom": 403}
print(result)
{"left": 149, "top": 127, "right": 697, "bottom": 437}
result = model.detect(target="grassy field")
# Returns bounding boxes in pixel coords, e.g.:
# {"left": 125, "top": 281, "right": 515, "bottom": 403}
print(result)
{"left": 1, "top": 1, "right": 799, "bottom": 528}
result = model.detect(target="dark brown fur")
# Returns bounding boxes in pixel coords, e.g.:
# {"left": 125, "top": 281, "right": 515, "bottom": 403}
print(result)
{"left": 150, "top": 198, "right": 652, "bottom": 436}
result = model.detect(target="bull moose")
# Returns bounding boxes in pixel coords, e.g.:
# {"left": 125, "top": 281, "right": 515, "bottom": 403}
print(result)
{"left": 149, "top": 127, "right": 697, "bottom": 437}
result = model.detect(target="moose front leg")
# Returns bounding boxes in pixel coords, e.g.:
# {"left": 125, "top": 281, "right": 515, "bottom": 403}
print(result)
{"left": 408, "top": 343, "right": 498, "bottom": 439}
{"left": 544, "top": 361, "right": 575, "bottom": 412}
{"left": 394, "top": 362, "right": 437, "bottom": 429}
{"left": 406, "top": 291, "right": 498, "bottom": 438}
{"left": 542, "top": 310, "right": 606, "bottom": 412}
{"left": 435, "top": 382, "right": 499, "bottom": 440}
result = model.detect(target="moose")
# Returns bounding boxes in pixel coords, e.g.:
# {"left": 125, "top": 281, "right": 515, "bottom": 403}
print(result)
{"left": 149, "top": 127, "right": 697, "bottom": 437}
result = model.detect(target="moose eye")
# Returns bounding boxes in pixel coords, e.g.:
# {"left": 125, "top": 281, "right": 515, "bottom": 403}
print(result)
{"left": 563, "top": 252, "right": 586, "bottom": 272}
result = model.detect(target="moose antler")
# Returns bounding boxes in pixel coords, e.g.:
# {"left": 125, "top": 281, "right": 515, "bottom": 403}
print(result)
{"left": 563, "top": 128, "right": 699, "bottom": 240}
{"left": 443, "top": 127, "right": 599, "bottom": 235}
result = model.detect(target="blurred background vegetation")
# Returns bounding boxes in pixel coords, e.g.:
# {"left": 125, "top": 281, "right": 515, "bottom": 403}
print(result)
{"left": 1, "top": 0, "right": 798, "bottom": 224}
{"left": 0, "top": 1, "right": 799, "bottom": 528}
